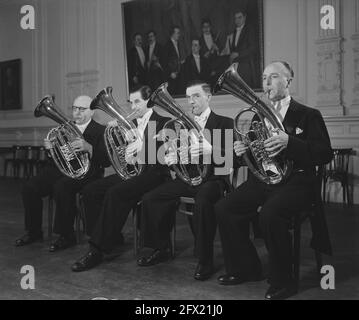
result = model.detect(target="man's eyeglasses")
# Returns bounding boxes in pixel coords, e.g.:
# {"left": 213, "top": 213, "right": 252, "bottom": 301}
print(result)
{"left": 72, "top": 106, "right": 90, "bottom": 112}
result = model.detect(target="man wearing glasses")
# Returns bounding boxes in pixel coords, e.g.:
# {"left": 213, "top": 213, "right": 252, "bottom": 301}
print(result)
{"left": 15, "top": 95, "right": 110, "bottom": 252}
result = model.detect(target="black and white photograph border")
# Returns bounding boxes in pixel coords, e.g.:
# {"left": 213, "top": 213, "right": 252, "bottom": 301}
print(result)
{"left": 0, "top": 0, "right": 358, "bottom": 303}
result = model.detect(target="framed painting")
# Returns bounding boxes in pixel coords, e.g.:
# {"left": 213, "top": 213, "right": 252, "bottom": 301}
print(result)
{"left": 122, "top": 0, "right": 264, "bottom": 96}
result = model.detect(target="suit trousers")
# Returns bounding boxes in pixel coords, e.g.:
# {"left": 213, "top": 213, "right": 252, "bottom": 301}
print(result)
{"left": 89, "top": 168, "right": 167, "bottom": 254}
{"left": 22, "top": 165, "right": 102, "bottom": 236}
{"left": 142, "top": 178, "right": 225, "bottom": 264}
{"left": 81, "top": 174, "right": 123, "bottom": 235}
{"left": 215, "top": 172, "right": 316, "bottom": 287}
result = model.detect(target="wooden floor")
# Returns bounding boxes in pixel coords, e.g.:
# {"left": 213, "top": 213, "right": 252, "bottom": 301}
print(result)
{"left": 0, "top": 177, "right": 358, "bottom": 300}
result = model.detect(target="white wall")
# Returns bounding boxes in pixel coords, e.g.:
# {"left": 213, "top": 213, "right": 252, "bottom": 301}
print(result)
{"left": 0, "top": 0, "right": 359, "bottom": 203}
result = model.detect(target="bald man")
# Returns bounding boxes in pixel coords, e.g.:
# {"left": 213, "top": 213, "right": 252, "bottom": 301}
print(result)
{"left": 15, "top": 95, "right": 110, "bottom": 252}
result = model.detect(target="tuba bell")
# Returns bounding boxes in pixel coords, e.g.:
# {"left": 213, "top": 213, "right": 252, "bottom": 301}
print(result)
{"left": 34, "top": 96, "right": 90, "bottom": 179}
{"left": 214, "top": 63, "right": 292, "bottom": 184}
{"left": 148, "top": 82, "right": 208, "bottom": 186}
{"left": 90, "top": 87, "right": 144, "bottom": 180}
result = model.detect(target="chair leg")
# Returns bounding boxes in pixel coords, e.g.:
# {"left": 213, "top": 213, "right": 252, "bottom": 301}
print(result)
{"left": 3, "top": 162, "right": 8, "bottom": 177}
{"left": 322, "top": 178, "right": 326, "bottom": 203}
{"left": 75, "top": 214, "right": 81, "bottom": 244}
{"left": 293, "top": 218, "right": 301, "bottom": 288}
{"left": 342, "top": 182, "right": 346, "bottom": 206}
{"left": 48, "top": 197, "right": 53, "bottom": 238}
{"left": 252, "top": 214, "right": 262, "bottom": 239}
{"left": 133, "top": 208, "right": 138, "bottom": 257}
{"left": 186, "top": 215, "right": 195, "bottom": 236}
{"left": 314, "top": 250, "right": 323, "bottom": 279}
{"left": 171, "top": 214, "right": 176, "bottom": 258}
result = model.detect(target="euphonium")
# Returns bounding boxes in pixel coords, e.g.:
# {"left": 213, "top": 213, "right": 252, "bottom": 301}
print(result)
{"left": 90, "top": 87, "right": 144, "bottom": 180}
{"left": 148, "top": 82, "right": 208, "bottom": 186}
{"left": 34, "top": 95, "right": 90, "bottom": 179}
{"left": 214, "top": 63, "right": 292, "bottom": 184}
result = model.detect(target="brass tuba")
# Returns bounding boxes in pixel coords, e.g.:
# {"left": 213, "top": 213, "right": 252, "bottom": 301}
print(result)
{"left": 148, "top": 82, "right": 208, "bottom": 186}
{"left": 214, "top": 63, "right": 292, "bottom": 184}
{"left": 90, "top": 87, "right": 144, "bottom": 180}
{"left": 34, "top": 96, "right": 90, "bottom": 179}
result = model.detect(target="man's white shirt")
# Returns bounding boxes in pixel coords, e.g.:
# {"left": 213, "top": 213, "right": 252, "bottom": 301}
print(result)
{"left": 76, "top": 118, "right": 91, "bottom": 134}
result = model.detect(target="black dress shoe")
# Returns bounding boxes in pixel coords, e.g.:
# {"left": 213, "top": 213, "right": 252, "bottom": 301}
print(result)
{"left": 15, "top": 232, "right": 43, "bottom": 247}
{"left": 49, "top": 235, "right": 76, "bottom": 252}
{"left": 194, "top": 263, "right": 214, "bottom": 281}
{"left": 265, "top": 285, "right": 298, "bottom": 300}
{"left": 137, "top": 249, "right": 170, "bottom": 267}
{"left": 71, "top": 250, "right": 103, "bottom": 272}
{"left": 218, "top": 273, "right": 264, "bottom": 285}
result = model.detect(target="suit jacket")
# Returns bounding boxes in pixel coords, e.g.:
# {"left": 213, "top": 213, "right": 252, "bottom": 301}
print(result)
{"left": 82, "top": 119, "right": 110, "bottom": 177}
{"left": 224, "top": 24, "right": 258, "bottom": 87}
{"left": 282, "top": 99, "right": 333, "bottom": 170}
{"left": 128, "top": 46, "right": 147, "bottom": 87}
{"left": 145, "top": 42, "right": 164, "bottom": 71}
{"left": 243, "top": 99, "right": 332, "bottom": 173}
{"left": 145, "top": 42, "right": 164, "bottom": 90}
{"left": 199, "top": 32, "right": 222, "bottom": 58}
{"left": 180, "top": 111, "right": 233, "bottom": 188}
{"left": 163, "top": 40, "right": 182, "bottom": 76}
{"left": 134, "top": 109, "right": 171, "bottom": 176}
{"left": 282, "top": 100, "right": 333, "bottom": 256}
{"left": 182, "top": 54, "right": 211, "bottom": 86}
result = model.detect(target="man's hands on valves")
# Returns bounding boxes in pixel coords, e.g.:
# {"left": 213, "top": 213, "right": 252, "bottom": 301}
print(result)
{"left": 233, "top": 129, "right": 289, "bottom": 158}
{"left": 125, "top": 139, "right": 143, "bottom": 165}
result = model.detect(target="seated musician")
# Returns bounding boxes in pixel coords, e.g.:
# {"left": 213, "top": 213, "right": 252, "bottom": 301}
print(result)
{"left": 214, "top": 61, "right": 333, "bottom": 300}
{"left": 15, "top": 96, "right": 109, "bottom": 251}
{"left": 71, "top": 85, "right": 170, "bottom": 272}
{"left": 137, "top": 81, "right": 233, "bottom": 281}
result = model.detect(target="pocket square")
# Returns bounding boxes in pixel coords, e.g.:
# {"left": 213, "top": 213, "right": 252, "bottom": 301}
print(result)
{"left": 295, "top": 127, "right": 303, "bottom": 134}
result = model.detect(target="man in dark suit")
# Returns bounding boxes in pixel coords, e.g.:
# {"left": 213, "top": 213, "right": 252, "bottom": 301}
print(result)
{"left": 137, "top": 81, "right": 234, "bottom": 281}
{"left": 215, "top": 61, "right": 333, "bottom": 299}
{"left": 71, "top": 85, "right": 171, "bottom": 272}
{"left": 15, "top": 96, "right": 110, "bottom": 251}
{"left": 183, "top": 39, "right": 212, "bottom": 86}
{"left": 145, "top": 30, "right": 164, "bottom": 91}
{"left": 163, "top": 26, "right": 185, "bottom": 95}
{"left": 128, "top": 33, "right": 147, "bottom": 89}
{"left": 222, "top": 11, "right": 258, "bottom": 88}
{"left": 199, "top": 19, "right": 227, "bottom": 87}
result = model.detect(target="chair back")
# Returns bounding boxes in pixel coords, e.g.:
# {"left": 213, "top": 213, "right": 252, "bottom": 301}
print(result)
{"left": 26, "top": 146, "right": 39, "bottom": 161}
{"left": 15, "top": 146, "right": 27, "bottom": 160}
{"left": 38, "top": 146, "right": 48, "bottom": 161}
{"left": 326, "top": 148, "right": 352, "bottom": 176}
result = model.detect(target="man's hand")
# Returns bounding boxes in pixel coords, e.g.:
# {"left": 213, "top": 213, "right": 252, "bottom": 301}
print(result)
{"left": 211, "top": 43, "right": 219, "bottom": 53}
{"left": 264, "top": 129, "right": 289, "bottom": 157}
{"left": 125, "top": 139, "right": 143, "bottom": 164}
{"left": 190, "top": 138, "right": 212, "bottom": 159}
{"left": 229, "top": 52, "right": 239, "bottom": 63}
{"left": 71, "top": 139, "right": 93, "bottom": 155}
{"left": 44, "top": 138, "right": 52, "bottom": 150}
{"left": 179, "top": 146, "right": 189, "bottom": 164}
{"left": 133, "top": 76, "right": 139, "bottom": 84}
{"left": 234, "top": 141, "right": 248, "bottom": 157}
{"left": 164, "top": 148, "right": 178, "bottom": 166}
{"left": 170, "top": 72, "right": 177, "bottom": 79}
{"left": 108, "top": 120, "right": 118, "bottom": 127}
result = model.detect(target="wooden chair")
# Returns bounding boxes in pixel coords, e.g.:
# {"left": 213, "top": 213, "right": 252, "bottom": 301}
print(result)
{"left": 323, "top": 148, "right": 353, "bottom": 206}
